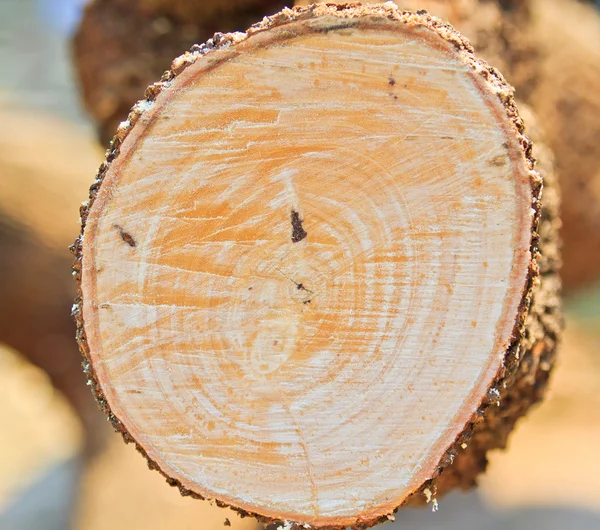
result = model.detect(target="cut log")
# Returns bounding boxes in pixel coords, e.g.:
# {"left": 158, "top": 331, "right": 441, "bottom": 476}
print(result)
{"left": 72, "top": 4, "right": 560, "bottom": 528}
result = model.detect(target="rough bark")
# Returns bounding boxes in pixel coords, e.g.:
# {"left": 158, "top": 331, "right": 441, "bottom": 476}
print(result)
{"left": 72, "top": 4, "right": 561, "bottom": 528}
{"left": 106, "top": 0, "right": 292, "bottom": 21}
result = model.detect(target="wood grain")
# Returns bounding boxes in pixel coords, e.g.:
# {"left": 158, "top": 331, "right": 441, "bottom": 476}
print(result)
{"left": 73, "top": 4, "right": 557, "bottom": 528}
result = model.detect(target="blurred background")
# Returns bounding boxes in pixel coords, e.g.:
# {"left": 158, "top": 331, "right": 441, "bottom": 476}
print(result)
{"left": 0, "top": 0, "right": 599, "bottom": 529}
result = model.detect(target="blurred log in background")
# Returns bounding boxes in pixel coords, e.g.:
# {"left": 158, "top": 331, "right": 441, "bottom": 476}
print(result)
{"left": 0, "top": 0, "right": 599, "bottom": 529}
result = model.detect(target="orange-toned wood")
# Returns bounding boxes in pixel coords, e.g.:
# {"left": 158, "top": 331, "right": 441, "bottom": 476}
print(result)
{"left": 73, "top": 4, "right": 559, "bottom": 528}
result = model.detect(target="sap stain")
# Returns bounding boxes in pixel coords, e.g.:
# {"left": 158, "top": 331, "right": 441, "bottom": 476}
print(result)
{"left": 489, "top": 155, "right": 507, "bottom": 167}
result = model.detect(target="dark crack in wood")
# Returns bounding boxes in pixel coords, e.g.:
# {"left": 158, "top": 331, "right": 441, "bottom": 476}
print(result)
{"left": 114, "top": 225, "right": 137, "bottom": 247}
{"left": 291, "top": 210, "right": 307, "bottom": 243}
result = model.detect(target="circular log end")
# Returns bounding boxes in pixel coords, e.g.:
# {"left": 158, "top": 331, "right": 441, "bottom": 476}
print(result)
{"left": 74, "top": 4, "right": 559, "bottom": 528}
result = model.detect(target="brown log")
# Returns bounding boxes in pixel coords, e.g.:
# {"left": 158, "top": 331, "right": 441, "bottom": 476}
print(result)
{"left": 73, "top": 0, "right": 288, "bottom": 146}
{"left": 72, "top": 4, "right": 561, "bottom": 527}
{"left": 106, "top": 0, "right": 291, "bottom": 21}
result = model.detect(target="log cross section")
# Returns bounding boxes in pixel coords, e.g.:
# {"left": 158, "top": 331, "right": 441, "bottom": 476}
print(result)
{"left": 73, "top": 5, "right": 558, "bottom": 529}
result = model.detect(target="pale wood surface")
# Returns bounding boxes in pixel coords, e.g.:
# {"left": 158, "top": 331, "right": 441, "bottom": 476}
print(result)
{"left": 79, "top": 7, "right": 537, "bottom": 527}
